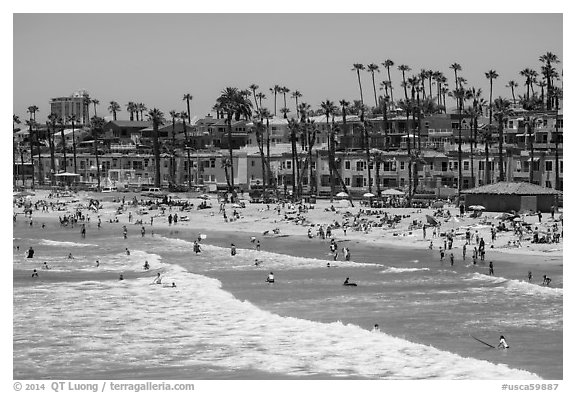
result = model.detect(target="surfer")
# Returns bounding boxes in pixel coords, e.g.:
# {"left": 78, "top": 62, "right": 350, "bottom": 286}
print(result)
{"left": 343, "top": 277, "right": 357, "bottom": 286}
{"left": 498, "top": 335, "right": 509, "bottom": 349}
{"left": 266, "top": 272, "right": 275, "bottom": 283}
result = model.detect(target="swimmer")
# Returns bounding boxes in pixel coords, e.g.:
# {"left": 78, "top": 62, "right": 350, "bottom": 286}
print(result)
{"left": 372, "top": 324, "right": 380, "bottom": 332}
{"left": 498, "top": 335, "right": 509, "bottom": 349}
{"left": 119, "top": 274, "right": 124, "bottom": 281}
{"left": 231, "top": 243, "right": 237, "bottom": 256}
{"left": 542, "top": 275, "right": 552, "bottom": 286}
{"left": 254, "top": 259, "right": 262, "bottom": 266}
{"left": 327, "top": 262, "right": 331, "bottom": 268}
{"left": 68, "top": 253, "right": 74, "bottom": 259}
{"left": 143, "top": 260, "right": 150, "bottom": 270}
{"left": 152, "top": 272, "right": 162, "bottom": 284}
{"left": 96, "top": 260, "right": 100, "bottom": 268}
{"left": 31, "top": 269, "right": 38, "bottom": 278}
{"left": 126, "top": 248, "right": 130, "bottom": 256}
{"left": 489, "top": 261, "right": 494, "bottom": 276}
{"left": 42, "top": 262, "right": 50, "bottom": 270}
{"left": 266, "top": 272, "right": 275, "bottom": 283}
{"left": 343, "top": 277, "right": 357, "bottom": 286}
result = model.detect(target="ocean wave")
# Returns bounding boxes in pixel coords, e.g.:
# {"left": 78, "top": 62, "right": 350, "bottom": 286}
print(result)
{"left": 465, "top": 273, "right": 562, "bottom": 298}
{"left": 13, "top": 263, "right": 540, "bottom": 380}
{"left": 40, "top": 239, "right": 97, "bottom": 247}
{"left": 380, "top": 267, "right": 430, "bottom": 274}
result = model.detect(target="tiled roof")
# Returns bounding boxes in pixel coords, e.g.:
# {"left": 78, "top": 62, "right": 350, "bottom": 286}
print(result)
{"left": 461, "top": 182, "right": 561, "bottom": 195}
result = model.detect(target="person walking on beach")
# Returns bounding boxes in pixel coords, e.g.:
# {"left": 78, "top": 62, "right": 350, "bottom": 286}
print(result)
{"left": 439, "top": 247, "right": 445, "bottom": 261}
{"left": 231, "top": 244, "right": 237, "bottom": 256}
{"left": 141, "top": 226, "right": 146, "bottom": 237}
{"left": 465, "top": 229, "right": 471, "bottom": 244}
{"left": 423, "top": 225, "right": 427, "bottom": 239}
{"left": 450, "top": 253, "right": 454, "bottom": 266}
{"left": 150, "top": 217, "right": 154, "bottom": 226}
{"left": 489, "top": 261, "right": 494, "bottom": 276}
{"left": 528, "top": 271, "right": 532, "bottom": 282}
{"left": 462, "top": 243, "right": 467, "bottom": 260}
{"left": 538, "top": 211, "right": 542, "bottom": 223}
{"left": 27, "top": 247, "right": 34, "bottom": 258}
{"left": 81, "top": 224, "right": 86, "bottom": 238}
{"left": 168, "top": 214, "right": 173, "bottom": 225}
{"left": 98, "top": 218, "right": 101, "bottom": 229}
{"left": 429, "top": 240, "right": 433, "bottom": 250}
{"left": 498, "top": 335, "right": 509, "bottom": 349}
{"left": 256, "top": 240, "right": 261, "bottom": 251}
{"left": 143, "top": 261, "right": 150, "bottom": 270}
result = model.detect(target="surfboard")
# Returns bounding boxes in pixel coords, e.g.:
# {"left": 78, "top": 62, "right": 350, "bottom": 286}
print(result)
{"left": 471, "top": 335, "right": 495, "bottom": 348}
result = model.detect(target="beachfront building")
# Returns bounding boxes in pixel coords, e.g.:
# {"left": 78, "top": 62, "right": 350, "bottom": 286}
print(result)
{"left": 49, "top": 90, "right": 90, "bottom": 126}
{"left": 461, "top": 182, "right": 561, "bottom": 212}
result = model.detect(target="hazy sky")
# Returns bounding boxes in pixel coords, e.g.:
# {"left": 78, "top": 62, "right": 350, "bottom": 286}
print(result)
{"left": 13, "top": 13, "right": 562, "bottom": 123}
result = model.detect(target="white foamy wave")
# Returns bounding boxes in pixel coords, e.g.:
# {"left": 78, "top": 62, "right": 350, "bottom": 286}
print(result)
{"left": 13, "top": 263, "right": 540, "bottom": 380}
{"left": 465, "top": 272, "right": 508, "bottom": 285}
{"left": 381, "top": 267, "right": 430, "bottom": 274}
{"left": 153, "top": 236, "right": 377, "bottom": 270}
{"left": 40, "top": 239, "right": 97, "bottom": 247}
{"left": 504, "top": 279, "right": 563, "bottom": 297}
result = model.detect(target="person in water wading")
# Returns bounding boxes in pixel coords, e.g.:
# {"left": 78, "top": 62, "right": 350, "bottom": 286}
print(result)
{"left": 498, "top": 335, "right": 509, "bottom": 349}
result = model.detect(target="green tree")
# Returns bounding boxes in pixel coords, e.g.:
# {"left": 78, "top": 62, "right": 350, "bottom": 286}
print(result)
{"left": 539, "top": 52, "right": 560, "bottom": 110}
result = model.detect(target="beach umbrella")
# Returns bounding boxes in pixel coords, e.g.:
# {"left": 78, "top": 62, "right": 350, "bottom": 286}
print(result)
{"left": 199, "top": 234, "right": 207, "bottom": 239}
{"left": 198, "top": 194, "right": 210, "bottom": 200}
{"left": 513, "top": 217, "right": 522, "bottom": 222}
{"left": 336, "top": 192, "right": 348, "bottom": 198}
{"left": 468, "top": 205, "right": 485, "bottom": 211}
{"left": 425, "top": 215, "right": 439, "bottom": 226}
{"left": 363, "top": 192, "right": 376, "bottom": 198}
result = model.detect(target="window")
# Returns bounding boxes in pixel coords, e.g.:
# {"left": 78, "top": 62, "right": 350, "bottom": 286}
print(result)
{"left": 543, "top": 119, "right": 548, "bottom": 127}
{"left": 508, "top": 121, "right": 514, "bottom": 129}
{"left": 453, "top": 162, "right": 458, "bottom": 170}
{"left": 451, "top": 122, "right": 459, "bottom": 129}
{"left": 363, "top": 178, "right": 367, "bottom": 187}
{"left": 479, "top": 161, "right": 484, "bottom": 171}
{"left": 356, "top": 161, "right": 365, "bottom": 171}
{"left": 545, "top": 161, "right": 553, "bottom": 172}
{"left": 286, "top": 161, "right": 291, "bottom": 169}
{"left": 545, "top": 180, "right": 552, "bottom": 188}
{"left": 463, "top": 161, "right": 469, "bottom": 171}
{"left": 345, "top": 177, "right": 350, "bottom": 186}
{"left": 441, "top": 162, "right": 448, "bottom": 172}
{"left": 210, "top": 159, "right": 216, "bottom": 168}
{"left": 345, "top": 160, "right": 350, "bottom": 170}
{"left": 516, "top": 161, "right": 522, "bottom": 171}
{"left": 251, "top": 160, "right": 255, "bottom": 167}
{"left": 400, "top": 162, "right": 405, "bottom": 170}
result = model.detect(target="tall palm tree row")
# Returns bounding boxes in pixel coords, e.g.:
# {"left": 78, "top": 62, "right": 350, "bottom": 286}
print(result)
{"left": 91, "top": 99, "right": 100, "bottom": 117}
{"left": 108, "top": 101, "right": 121, "bottom": 121}
{"left": 492, "top": 97, "right": 512, "bottom": 182}
{"left": 398, "top": 64, "right": 411, "bottom": 101}
{"left": 506, "top": 81, "right": 518, "bottom": 105}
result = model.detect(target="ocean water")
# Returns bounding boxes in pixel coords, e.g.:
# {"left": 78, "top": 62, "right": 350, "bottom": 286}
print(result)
{"left": 13, "top": 220, "right": 562, "bottom": 379}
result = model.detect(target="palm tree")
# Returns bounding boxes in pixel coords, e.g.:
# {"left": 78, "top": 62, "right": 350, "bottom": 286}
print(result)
{"left": 91, "top": 99, "right": 100, "bottom": 117}
{"left": 183, "top": 94, "right": 193, "bottom": 124}
{"left": 537, "top": 80, "right": 547, "bottom": 104}
{"left": 492, "top": 97, "right": 512, "bottom": 182}
{"left": 269, "top": 85, "right": 281, "bottom": 117}
{"left": 464, "top": 87, "right": 484, "bottom": 189}
{"left": 46, "top": 114, "right": 59, "bottom": 184}
{"left": 179, "top": 111, "right": 193, "bottom": 188}
{"left": 249, "top": 84, "right": 260, "bottom": 112}
{"left": 539, "top": 52, "right": 560, "bottom": 110}
{"left": 66, "top": 115, "right": 79, "bottom": 173}
{"left": 256, "top": 92, "right": 266, "bottom": 110}
{"left": 506, "top": 81, "right": 518, "bottom": 105}
{"left": 280, "top": 87, "right": 290, "bottom": 119}
{"left": 449, "top": 63, "right": 462, "bottom": 90}
{"left": 126, "top": 102, "right": 137, "bottom": 121}
{"left": 146, "top": 109, "right": 165, "bottom": 188}
{"left": 137, "top": 103, "right": 148, "bottom": 121}
{"left": 291, "top": 90, "right": 302, "bottom": 118}
{"left": 25, "top": 119, "right": 36, "bottom": 187}
{"left": 287, "top": 118, "right": 300, "bottom": 198}
{"left": 13, "top": 115, "right": 21, "bottom": 186}
{"left": 215, "top": 87, "right": 253, "bottom": 198}
{"left": 339, "top": 99, "right": 350, "bottom": 129}
{"left": 82, "top": 93, "right": 91, "bottom": 125}
{"left": 169, "top": 110, "right": 180, "bottom": 184}
{"left": 27, "top": 105, "right": 39, "bottom": 122}
{"left": 398, "top": 64, "right": 411, "bottom": 101}
{"left": 448, "top": 87, "right": 467, "bottom": 194}
{"left": 352, "top": 63, "right": 366, "bottom": 108}
{"left": 108, "top": 101, "right": 121, "bottom": 121}
{"left": 367, "top": 63, "right": 380, "bottom": 109}
{"left": 320, "top": 100, "right": 337, "bottom": 201}
{"left": 485, "top": 70, "right": 499, "bottom": 124}
{"left": 519, "top": 68, "right": 535, "bottom": 101}
{"left": 382, "top": 60, "right": 395, "bottom": 103}
{"left": 90, "top": 116, "right": 106, "bottom": 189}
{"left": 256, "top": 107, "right": 277, "bottom": 195}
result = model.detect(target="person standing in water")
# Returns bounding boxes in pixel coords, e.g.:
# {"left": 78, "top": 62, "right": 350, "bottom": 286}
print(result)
{"left": 498, "top": 335, "right": 509, "bottom": 349}
{"left": 231, "top": 244, "right": 237, "bottom": 256}
{"left": 489, "top": 261, "right": 494, "bottom": 276}
{"left": 528, "top": 271, "right": 532, "bottom": 282}
{"left": 27, "top": 247, "right": 35, "bottom": 258}
{"left": 266, "top": 272, "right": 275, "bottom": 283}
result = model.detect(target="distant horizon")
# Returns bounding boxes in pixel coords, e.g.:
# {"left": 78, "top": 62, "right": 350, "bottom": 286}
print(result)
{"left": 13, "top": 13, "right": 562, "bottom": 125}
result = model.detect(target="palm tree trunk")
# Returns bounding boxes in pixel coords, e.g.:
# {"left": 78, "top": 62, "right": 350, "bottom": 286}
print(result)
{"left": 291, "top": 129, "right": 297, "bottom": 198}
{"left": 60, "top": 127, "right": 67, "bottom": 172}
{"left": 484, "top": 140, "right": 490, "bottom": 185}
{"left": 37, "top": 128, "right": 44, "bottom": 186}
{"left": 226, "top": 117, "right": 235, "bottom": 197}
{"left": 406, "top": 108, "right": 412, "bottom": 205}
{"left": 529, "top": 121, "right": 534, "bottom": 183}
{"left": 356, "top": 70, "right": 364, "bottom": 105}
{"left": 371, "top": 73, "right": 378, "bottom": 109}
{"left": 387, "top": 67, "right": 394, "bottom": 102}
{"left": 327, "top": 119, "right": 334, "bottom": 202}
{"left": 498, "top": 121, "right": 505, "bottom": 181}
{"left": 470, "top": 115, "right": 476, "bottom": 188}
{"left": 375, "top": 156, "right": 381, "bottom": 197}
{"left": 554, "top": 111, "right": 560, "bottom": 190}
{"left": 72, "top": 123, "right": 78, "bottom": 174}
{"left": 20, "top": 148, "right": 25, "bottom": 186}
{"left": 182, "top": 123, "right": 192, "bottom": 189}
{"left": 94, "top": 140, "right": 101, "bottom": 189}
{"left": 457, "top": 101, "right": 463, "bottom": 195}
{"left": 255, "top": 127, "right": 267, "bottom": 196}
{"left": 152, "top": 122, "right": 161, "bottom": 188}
{"left": 29, "top": 125, "right": 35, "bottom": 188}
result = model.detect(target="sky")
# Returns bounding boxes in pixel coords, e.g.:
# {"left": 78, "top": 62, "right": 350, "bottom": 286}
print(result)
{"left": 13, "top": 13, "right": 562, "bottom": 124}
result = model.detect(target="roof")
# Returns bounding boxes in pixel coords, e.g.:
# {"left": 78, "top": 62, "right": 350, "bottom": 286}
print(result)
{"left": 106, "top": 120, "right": 151, "bottom": 128}
{"left": 461, "top": 182, "right": 561, "bottom": 195}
